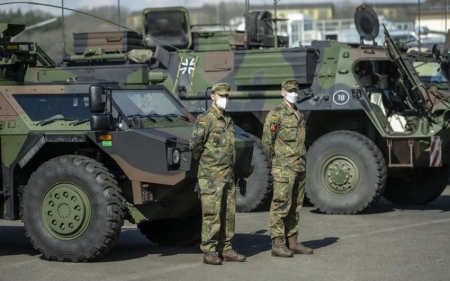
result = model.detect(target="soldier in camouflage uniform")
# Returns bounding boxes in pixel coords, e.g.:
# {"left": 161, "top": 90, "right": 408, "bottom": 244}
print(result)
{"left": 189, "top": 82, "right": 246, "bottom": 265}
{"left": 262, "top": 79, "right": 314, "bottom": 258}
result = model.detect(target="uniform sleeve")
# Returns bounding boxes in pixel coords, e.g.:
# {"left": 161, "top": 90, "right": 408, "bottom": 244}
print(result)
{"left": 189, "top": 116, "right": 211, "bottom": 161}
{"left": 262, "top": 112, "right": 278, "bottom": 161}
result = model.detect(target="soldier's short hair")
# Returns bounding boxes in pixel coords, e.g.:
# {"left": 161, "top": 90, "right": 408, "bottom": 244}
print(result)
{"left": 212, "top": 82, "right": 230, "bottom": 96}
{"left": 281, "top": 79, "right": 299, "bottom": 91}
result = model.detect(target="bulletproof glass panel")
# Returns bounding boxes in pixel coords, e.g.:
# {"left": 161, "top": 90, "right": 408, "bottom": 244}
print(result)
{"left": 14, "top": 94, "right": 91, "bottom": 122}
{"left": 144, "top": 10, "right": 190, "bottom": 49}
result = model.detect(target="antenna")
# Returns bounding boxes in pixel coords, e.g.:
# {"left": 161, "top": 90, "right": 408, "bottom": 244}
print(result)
{"left": 61, "top": 0, "right": 66, "bottom": 59}
{"left": 118, "top": 0, "right": 121, "bottom": 31}
{"left": 244, "top": 0, "right": 249, "bottom": 48}
{"left": 274, "top": 0, "right": 278, "bottom": 48}
{"left": 273, "top": 0, "right": 281, "bottom": 48}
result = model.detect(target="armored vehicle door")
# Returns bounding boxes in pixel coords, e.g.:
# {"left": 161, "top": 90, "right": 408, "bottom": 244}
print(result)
{"left": 382, "top": 25, "right": 432, "bottom": 115}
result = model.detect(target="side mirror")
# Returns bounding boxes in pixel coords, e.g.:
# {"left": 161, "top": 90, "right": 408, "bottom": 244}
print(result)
{"left": 90, "top": 114, "right": 112, "bottom": 131}
{"left": 432, "top": 44, "right": 441, "bottom": 61}
{"left": 89, "top": 85, "right": 107, "bottom": 113}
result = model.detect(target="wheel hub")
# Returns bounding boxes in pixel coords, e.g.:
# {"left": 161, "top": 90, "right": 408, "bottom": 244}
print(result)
{"left": 322, "top": 156, "right": 360, "bottom": 195}
{"left": 41, "top": 183, "right": 91, "bottom": 240}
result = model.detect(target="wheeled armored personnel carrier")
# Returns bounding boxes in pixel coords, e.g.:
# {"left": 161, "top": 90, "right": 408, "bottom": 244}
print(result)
{"left": 0, "top": 23, "right": 254, "bottom": 262}
{"left": 26, "top": 3, "right": 450, "bottom": 214}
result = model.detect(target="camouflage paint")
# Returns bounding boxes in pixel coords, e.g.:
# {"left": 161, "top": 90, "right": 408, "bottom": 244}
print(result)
{"left": 0, "top": 24, "right": 254, "bottom": 223}
{"left": 17, "top": 2, "right": 450, "bottom": 213}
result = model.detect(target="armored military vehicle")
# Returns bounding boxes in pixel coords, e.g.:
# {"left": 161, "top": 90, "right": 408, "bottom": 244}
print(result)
{"left": 25, "top": 3, "right": 450, "bottom": 214}
{"left": 0, "top": 23, "right": 254, "bottom": 262}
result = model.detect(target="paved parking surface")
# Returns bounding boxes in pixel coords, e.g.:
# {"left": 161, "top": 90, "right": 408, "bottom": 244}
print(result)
{"left": 2, "top": 188, "right": 450, "bottom": 281}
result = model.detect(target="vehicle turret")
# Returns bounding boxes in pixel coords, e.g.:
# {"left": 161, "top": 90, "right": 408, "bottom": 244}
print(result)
{"left": 0, "top": 23, "right": 55, "bottom": 84}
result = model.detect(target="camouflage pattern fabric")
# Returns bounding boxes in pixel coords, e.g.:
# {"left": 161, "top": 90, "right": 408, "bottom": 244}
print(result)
{"left": 198, "top": 179, "right": 236, "bottom": 253}
{"left": 189, "top": 106, "right": 236, "bottom": 183}
{"left": 281, "top": 79, "right": 300, "bottom": 91}
{"left": 262, "top": 101, "right": 307, "bottom": 172}
{"left": 268, "top": 169, "right": 306, "bottom": 239}
{"left": 262, "top": 100, "right": 307, "bottom": 239}
{"left": 189, "top": 102, "right": 237, "bottom": 253}
{"left": 212, "top": 82, "right": 231, "bottom": 95}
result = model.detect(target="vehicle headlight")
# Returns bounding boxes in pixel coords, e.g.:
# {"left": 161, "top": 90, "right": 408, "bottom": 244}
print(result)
{"left": 172, "top": 149, "right": 180, "bottom": 164}
{"left": 167, "top": 147, "right": 180, "bottom": 165}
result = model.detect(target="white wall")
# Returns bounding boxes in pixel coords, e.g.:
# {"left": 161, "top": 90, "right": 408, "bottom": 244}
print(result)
{"left": 415, "top": 18, "right": 450, "bottom": 34}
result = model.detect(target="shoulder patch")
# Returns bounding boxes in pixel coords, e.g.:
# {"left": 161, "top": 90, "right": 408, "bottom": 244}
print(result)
{"left": 270, "top": 123, "right": 278, "bottom": 132}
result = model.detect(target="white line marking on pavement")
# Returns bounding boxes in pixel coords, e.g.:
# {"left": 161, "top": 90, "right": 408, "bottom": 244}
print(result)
{"left": 340, "top": 218, "right": 450, "bottom": 239}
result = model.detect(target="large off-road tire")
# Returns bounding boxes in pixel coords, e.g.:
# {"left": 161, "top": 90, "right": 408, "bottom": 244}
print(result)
{"left": 137, "top": 212, "right": 202, "bottom": 247}
{"left": 383, "top": 165, "right": 450, "bottom": 205}
{"left": 306, "top": 131, "right": 387, "bottom": 214}
{"left": 22, "top": 155, "right": 125, "bottom": 262}
{"left": 236, "top": 133, "right": 272, "bottom": 212}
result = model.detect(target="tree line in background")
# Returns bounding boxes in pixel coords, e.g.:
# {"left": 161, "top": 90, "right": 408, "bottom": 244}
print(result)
{"left": 2, "top": 5, "right": 131, "bottom": 60}
{"left": 1, "top": 2, "right": 253, "bottom": 59}
{"left": 0, "top": 9, "right": 61, "bottom": 30}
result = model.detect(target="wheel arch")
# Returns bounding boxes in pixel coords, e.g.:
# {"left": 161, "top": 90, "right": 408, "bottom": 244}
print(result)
{"left": 305, "top": 110, "right": 380, "bottom": 146}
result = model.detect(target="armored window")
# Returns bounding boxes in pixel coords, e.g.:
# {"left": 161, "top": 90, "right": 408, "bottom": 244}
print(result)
{"left": 144, "top": 10, "right": 190, "bottom": 49}
{"left": 414, "top": 61, "right": 449, "bottom": 85}
{"left": 112, "top": 90, "right": 187, "bottom": 117}
{"left": 13, "top": 94, "right": 91, "bottom": 121}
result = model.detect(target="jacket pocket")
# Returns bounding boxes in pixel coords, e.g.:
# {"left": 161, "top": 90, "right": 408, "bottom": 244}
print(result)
{"left": 211, "top": 127, "right": 227, "bottom": 147}
{"left": 280, "top": 124, "right": 298, "bottom": 142}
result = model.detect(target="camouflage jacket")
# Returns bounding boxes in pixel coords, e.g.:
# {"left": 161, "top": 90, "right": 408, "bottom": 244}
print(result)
{"left": 262, "top": 102, "right": 306, "bottom": 172}
{"left": 189, "top": 107, "right": 236, "bottom": 183}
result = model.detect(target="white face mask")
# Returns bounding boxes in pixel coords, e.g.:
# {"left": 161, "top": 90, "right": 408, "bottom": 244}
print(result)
{"left": 215, "top": 97, "right": 228, "bottom": 109}
{"left": 285, "top": 92, "right": 298, "bottom": 104}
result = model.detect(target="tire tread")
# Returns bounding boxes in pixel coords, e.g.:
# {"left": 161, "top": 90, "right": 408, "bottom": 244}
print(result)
{"left": 22, "top": 155, "right": 125, "bottom": 262}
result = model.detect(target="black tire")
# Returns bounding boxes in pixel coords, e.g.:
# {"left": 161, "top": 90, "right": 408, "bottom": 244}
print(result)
{"left": 383, "top": 165, "right": 450, "bottom": 205}
{"left": 236, "top": 133, "right": 272, "bottom": 212}
{"left": 22, "top": 155, "right": 125, "bottom": 262}
{"left": 306, "top": 131, "right": 387, "bottom": 214}
{"left": 138, "top": 212, "right": 202, "bottom": 247}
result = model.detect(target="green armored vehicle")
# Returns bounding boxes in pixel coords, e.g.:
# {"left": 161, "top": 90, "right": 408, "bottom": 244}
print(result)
{"left": 0, "top": 23, "right": 254, "bottom": 262}
{"left": 27, "top": 4, "right": 450, "bottom": 214}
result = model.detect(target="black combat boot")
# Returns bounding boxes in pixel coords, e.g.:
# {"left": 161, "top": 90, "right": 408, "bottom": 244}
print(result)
{"left": 271, "top": 237, "right": 294, "bottom": 257}
{"left": 221, "top": 249, "right": 246, "bottom": 262}
{"left": 203, "top": 252, "right": 223, "bottom": 265}
{"left": 287, "top": 235, "right": 314, "bottom": 254}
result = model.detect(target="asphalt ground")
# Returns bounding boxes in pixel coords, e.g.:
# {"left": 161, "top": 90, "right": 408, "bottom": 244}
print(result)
{"left": 2, "top": 188, "right": 450, "bottom": 281}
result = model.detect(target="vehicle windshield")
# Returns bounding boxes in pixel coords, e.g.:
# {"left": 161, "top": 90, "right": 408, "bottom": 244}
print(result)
{"left": 112, "top": 90, "right": 188, "bottom": 117}
{"left": 414, "top": 61, "right": 450, "bottom": 88}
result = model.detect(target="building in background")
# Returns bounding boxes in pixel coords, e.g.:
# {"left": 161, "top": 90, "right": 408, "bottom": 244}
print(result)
{"left": 407, "top": 0, "right": 450, "bottom": 34}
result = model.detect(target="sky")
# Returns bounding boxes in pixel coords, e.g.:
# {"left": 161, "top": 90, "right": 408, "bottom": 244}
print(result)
{"left": 0, "top": 0, "right": 427, "bottom": 15}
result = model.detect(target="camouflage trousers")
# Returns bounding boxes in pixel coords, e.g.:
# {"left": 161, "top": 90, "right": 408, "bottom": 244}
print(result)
{"left": 198, "top": 178, "right": 236, "bottom": 253}
{"left": 269, "top": 167, "right": 306, "bottom": 239}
